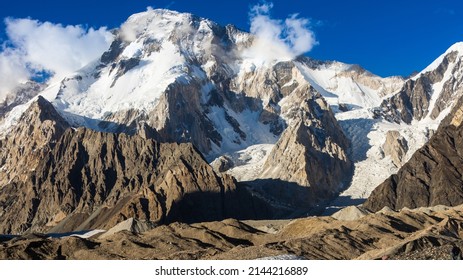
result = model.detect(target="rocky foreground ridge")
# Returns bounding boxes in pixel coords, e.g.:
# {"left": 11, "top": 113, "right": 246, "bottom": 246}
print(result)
{"left": 1, "top": 204, "right": 463, "bottom": 260}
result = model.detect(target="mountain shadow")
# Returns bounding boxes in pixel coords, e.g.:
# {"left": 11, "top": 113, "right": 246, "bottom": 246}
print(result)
{"left": 238, "top": 179, "right": 338, "bottom": 218}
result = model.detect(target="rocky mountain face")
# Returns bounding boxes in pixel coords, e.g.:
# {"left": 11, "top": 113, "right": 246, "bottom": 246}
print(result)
{"left": 379, "top": 46, "right": 463, "bottom": 124}
{"left": 382, "top": 130, "right": 408, "bottom": 168}
{"left": 257, "top": 87, "right": 352, "bottom": 210}
{"left": 364, "top": 97, "right": 463, "bottom": 212}
{"left": 0, "top": 96, "right": 69, "bottom": 187}
{"left": 0, "top": 97, "right": 269, "bottom": 234}
{"left": 363, "top": 55, "right": 463, "bottom": 212}
{"left": 326, "top": 43, "right": 463, "bottom": 211}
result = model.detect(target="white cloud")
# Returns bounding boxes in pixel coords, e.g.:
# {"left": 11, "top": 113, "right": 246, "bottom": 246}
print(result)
{"left": 0, "top": 48, "right": 30, "bottom": 97}
{"left": 0, "top": 18, "right": 113, "bottom": 100}
{"left": 285, "top": 15, "right": 316, "bottom": 55}
{"left": 243, "top": 2, "right": 318, "bottom": 64}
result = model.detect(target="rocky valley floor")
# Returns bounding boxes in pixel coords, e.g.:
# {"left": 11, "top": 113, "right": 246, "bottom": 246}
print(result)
{"left": 2, "top": 204, "right": 463, "bottom": 260}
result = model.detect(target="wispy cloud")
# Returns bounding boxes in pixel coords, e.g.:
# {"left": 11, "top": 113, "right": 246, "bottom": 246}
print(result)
{"left": 242, "top": 2, "right": 318, "bottom": 64}
{"left": 0, "top": 18, "right": 113, "bottom": 100}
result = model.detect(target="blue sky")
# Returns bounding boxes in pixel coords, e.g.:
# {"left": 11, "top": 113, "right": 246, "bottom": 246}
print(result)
{"left": 1, "top": 0, "right": 462, "bottom": 77}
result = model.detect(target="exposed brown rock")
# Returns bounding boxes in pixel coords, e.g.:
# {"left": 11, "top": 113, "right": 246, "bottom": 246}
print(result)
{"left": 0, "top": 98, "right": 265, "bottom": 234}
{"left": 380, "top": 51, "right": 459, "bottom": 123}
{"left": 258, "top": 86, "right": 352, "bottom": 210}
{"left": 382, "top": 130, "right": 409, "bottom": 167}
{"left": 3, "top": 205, "right": 463, "bottom": 260}
{"left": 382, "top": 76, "right": 432, "bottom": 123}
{"left": 0, "top": 96, "right": 69, "bottom": 186}
{"left": 210, "top": 155, "right": 234, "bottom": 173}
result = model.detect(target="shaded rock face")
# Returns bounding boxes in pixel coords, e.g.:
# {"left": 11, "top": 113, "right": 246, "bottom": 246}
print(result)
{"left": 431, "top": 54, "right": 463, "bottom": 119}
{"left": 380, "top": 51, "right": 460, "bottom": 123}
{"left": 381, "top": 76, "right": 432, "bottom": 123}
{"left": 0, "top": 98, "right": 264, "bottom": 234}
{"left": 148, "top": 81, "right": 224, "bottom": 154}
{"left": 382, "top": 130, "right": 408, "bottom": 167}
{"left": 364, "top": 109, "right": 463, "bottom": 212}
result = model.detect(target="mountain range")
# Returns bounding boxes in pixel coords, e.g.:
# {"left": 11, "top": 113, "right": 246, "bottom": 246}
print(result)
{"left": 1, "top": 9, "right": 463, "bottom": 259}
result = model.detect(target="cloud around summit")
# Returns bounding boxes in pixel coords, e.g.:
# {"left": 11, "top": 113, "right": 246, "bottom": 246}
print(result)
{"left": 243, "top": 2, "right": 318, "bottom": 63}
{"left": 0, "top": 18, "right": 113, "bottom": 100}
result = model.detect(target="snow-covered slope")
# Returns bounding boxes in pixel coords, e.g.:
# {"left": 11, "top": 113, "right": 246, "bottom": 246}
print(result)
{"left": 295, "top": 59, "right": 404, "bottom": 109}
{"left": 53, "top": 41, "right": 187, "bottom": 119}
{"left": 50, "top": 10, "right": 222, "bottom": 127}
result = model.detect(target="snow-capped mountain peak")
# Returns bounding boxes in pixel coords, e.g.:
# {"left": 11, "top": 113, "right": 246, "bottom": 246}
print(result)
{"left": 418, "top": 42, "right": 463, "bottom": 75}
{"left": 120, "top": 9, "right": 191, "bottom": 42}
{"left": 47, "top": 10, "right": 238, "bottom": 129}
